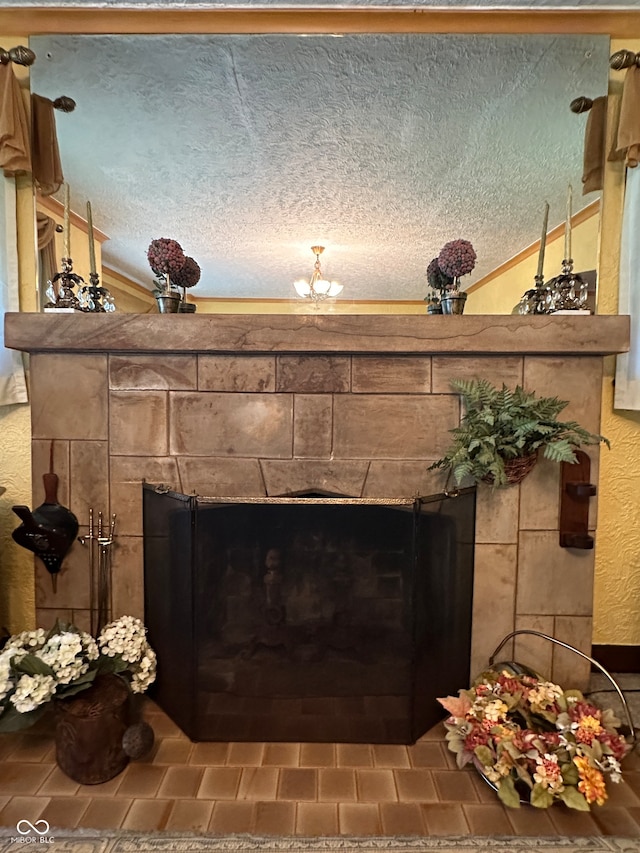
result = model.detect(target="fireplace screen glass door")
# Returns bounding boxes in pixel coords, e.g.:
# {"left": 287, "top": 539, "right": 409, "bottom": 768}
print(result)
{"left": 143, "top": 486, "right": 475, "bottom": 743}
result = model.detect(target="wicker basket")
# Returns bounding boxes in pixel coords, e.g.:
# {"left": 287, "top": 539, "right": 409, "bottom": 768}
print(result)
{"left": 482, "top": 451, "right": 538, "bottom": 486}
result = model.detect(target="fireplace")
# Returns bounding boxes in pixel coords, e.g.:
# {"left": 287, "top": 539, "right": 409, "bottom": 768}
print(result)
{"left": 143, "top": 484, "right": 476, "bottom": 743}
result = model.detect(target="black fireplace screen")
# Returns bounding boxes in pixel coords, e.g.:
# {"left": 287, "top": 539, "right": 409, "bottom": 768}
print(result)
{"left": 143, "top": 485, "right": 476, "bottom": 744}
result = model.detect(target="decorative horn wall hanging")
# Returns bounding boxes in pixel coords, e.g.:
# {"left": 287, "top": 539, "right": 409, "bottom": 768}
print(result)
{"left": 12, "top": 441, "right": 79, "bottom": 591}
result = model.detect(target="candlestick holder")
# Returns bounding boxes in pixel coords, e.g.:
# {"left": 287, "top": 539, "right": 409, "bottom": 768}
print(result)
{"left": 547, "top": 258, "right": 589, "bottom": 312}
{"left": 44, "top": 257, "right": 83, "bottom": 310}
{"left": 79, "top": 272, "right": 117, "bottom": 313}
{"left": 517, "top": 274, "right": 554, "bottom": 315}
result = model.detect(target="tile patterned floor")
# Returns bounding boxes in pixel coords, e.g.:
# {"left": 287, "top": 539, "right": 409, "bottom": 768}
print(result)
{"left": 2, "top": 699, "right": 640, "bottom": 838}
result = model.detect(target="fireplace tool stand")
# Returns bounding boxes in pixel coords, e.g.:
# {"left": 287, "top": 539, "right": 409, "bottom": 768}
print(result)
{"left": 79, "top": 508, "right": 117, "bottom": 636}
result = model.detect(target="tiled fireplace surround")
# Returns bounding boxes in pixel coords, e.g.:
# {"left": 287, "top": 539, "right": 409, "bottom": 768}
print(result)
{"left": 6, "top": 313, "right": 630, "bottom": 697}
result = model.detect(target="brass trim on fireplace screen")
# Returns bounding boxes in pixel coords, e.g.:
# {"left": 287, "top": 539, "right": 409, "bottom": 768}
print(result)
{"left": 147, "top": 483, "right": 476, "bottom": 506}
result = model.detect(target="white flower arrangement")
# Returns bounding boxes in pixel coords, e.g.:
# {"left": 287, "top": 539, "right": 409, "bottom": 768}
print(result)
{"left": 0, "top": 616, "right": 157, "bottom": 731}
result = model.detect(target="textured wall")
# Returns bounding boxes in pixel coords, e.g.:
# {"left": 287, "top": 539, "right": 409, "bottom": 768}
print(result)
{"left": 592, "top": 39, "right": 640, "bottom": 646}
{"left": 0, "top": 404, "right": 35, "bottom": 634}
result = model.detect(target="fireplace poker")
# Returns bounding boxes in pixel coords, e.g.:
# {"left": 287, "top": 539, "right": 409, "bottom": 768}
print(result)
{"left": 78, "top": 508, "right": 116, "bottom": 636}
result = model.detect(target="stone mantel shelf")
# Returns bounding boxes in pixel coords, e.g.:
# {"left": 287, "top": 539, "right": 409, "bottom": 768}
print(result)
{"left": 4, "top": 312, "right": 629, "bottom": 356}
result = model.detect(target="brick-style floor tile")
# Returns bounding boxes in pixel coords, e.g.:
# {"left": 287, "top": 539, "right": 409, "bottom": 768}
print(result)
{"left": 300, "top": 743, "right": 336, "bottom": 768}
{"left": 506, "top": 805, "right": 560, "bottom": 836}
{"left": 39, "top": 795, "right": 90, "bottom": 829}
{"left": 37, "top": 766, "right": 81, "bottom": 796}
{"left": 336, "top": 744, "right": 373, "bottom": 767}
{"left": 547, "top": 804, "right": 603, "bottom": 835}
{"left": 0, "top": 795, "right": 50, "bottom": 828}
{"left": 121, "top": 798, "right": 174, "bottom": 831}
{"left": 227, "top": 742, "right": 265, "bottom": 767}
{"left": 379, "top": 802, "right": 426, "bottom": 835}
{"left": 470, "top": 772, "right": 504, "bottom": 804}
{"left": 190, "top": 742, "right": 229, "bottom": 766}
{"left": 157, "top": 766, "right": 204, "bottom": 799}
{"left": 0, "top": 764, "right": 54, "bottom": 795}
{"left": 263, "top": 743, "right": 300, "bottom": 767}
{"left": 420, "top": 802, "right": 471, "bottom": 835}
{"left": 197, "top": 767, "right": 242, "bottom": 799}
{"left": 238, "top": 767, "right": 279, "bottom": 801}
{"left": 394, "top": 769, "right": 437, "bottom": 802}
{"left": 593, "top": 805, "right": 640, "bottom": 836}
{"left": 77, "top": 797, "right": 132, "bottom": 829}
{"left": 116, "top": 764, "right": 166, "bottom": 798}
{"left": 146, "top": 714, "right": 186, "bottom": 739}
{"left": 356, "top": 769, "right": 398, "bottom": 802}
{"left": 605, "top": 778, "right": 640, "bottom": 807}
{"left": 318, "top": 769, "right": 357, "bottom": 802}
{"left": 74, "top": 775, "right": 123, "bottom": 798}
{"left": 296, "top": 802, "right": 338, "bottom": 835}
{"left": 372, "top": 745, "right": 410, "bottom": 768}
{"left": 278, "top": 768, "right": 317, "bottom": 801}
{"left": 153, "top": 739, "right": 193, "bottom": 765}
{"left": 463, "top": 803, "right": 514, "bottom": 835}
{"left": 338, "top": 803, "right": 381, "bottom": 835}
{"left": 165, "top": 799, "right": 214, "bottom": 832}
{"left": 407, "top": 742, "right": 448, "bottom": 769}
{"left": 254, "top": 801, "right": 296, "bottom": 835}
{"left": 5, "top": 734, "right": 54, "bottom": 763}
{"left": 432, "top": 769, "right": 479, "bottom": 802}
{"left": 209, "top": 801, "right": 255, "bottom": 833}
{"left": 418, "top": 722, "right": 446, "bottom": 741}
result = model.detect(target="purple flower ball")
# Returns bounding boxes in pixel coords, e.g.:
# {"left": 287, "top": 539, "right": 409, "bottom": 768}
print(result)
{"left": 147, "top": 238, "right": 186, "bottom": 277}
{"left": 438, "top": 239, "right": 477, "bottom": 279}
{"left": 172, "top": 257, "right": 201, "bottom": 289}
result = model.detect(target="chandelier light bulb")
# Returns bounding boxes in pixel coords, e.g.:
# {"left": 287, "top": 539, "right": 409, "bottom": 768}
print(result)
{"left": 293, "top": 246, "right": 342, "bottom": 304}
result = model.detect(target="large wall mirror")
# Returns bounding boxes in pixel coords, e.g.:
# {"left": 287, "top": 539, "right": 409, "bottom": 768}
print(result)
{"left": 29, "top": 32, "right": 609, "bottom": 302}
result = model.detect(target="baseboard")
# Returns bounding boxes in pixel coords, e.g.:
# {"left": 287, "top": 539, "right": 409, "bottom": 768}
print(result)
{"left": 591, "top": 645, "right": 640, "bottom": 673}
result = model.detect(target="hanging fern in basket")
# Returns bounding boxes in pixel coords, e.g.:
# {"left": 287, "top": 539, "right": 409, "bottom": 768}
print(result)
{"left": 429, "top": 379, "right": 609, "bottom": 487}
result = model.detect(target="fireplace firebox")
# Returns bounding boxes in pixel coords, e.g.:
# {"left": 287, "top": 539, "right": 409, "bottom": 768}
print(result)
{"left": 143, "top": 484, "right": 475, "bottom": 743}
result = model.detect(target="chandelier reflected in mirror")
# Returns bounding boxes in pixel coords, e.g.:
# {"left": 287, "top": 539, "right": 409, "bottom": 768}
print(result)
{"left": 293, "top": 246, "right": 343, "bottom": 304}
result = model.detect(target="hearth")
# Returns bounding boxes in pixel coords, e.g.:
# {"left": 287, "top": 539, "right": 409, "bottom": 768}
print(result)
{"left": 143, "top": 484, "right": 475, "bottom": 744}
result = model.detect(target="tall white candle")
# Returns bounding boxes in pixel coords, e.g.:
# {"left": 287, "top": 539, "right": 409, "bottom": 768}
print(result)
{"left": 86, "top": 201, "right": 97, "bottom": 275}
{"left": 536, "top": 201, "right": 549, "bottom": 278}
{"left": 564, "top": 184, "right": 572, "bottom": 261}
{"left": 63, "top": 183, "right": 70, "bottom": 259}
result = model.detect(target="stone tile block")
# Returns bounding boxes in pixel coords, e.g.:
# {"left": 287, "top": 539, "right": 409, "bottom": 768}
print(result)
{"left": 351, "top": 357, "right": 431, "bottom": 393}
{"left": 524, "top": 356, "right": 604, "bottom": 435}
{"left": 170, "top": 392, "right": 292, "bottom": 457}
{"left": 276, "top": 356, "right": 350, "bottom": 393}
{"left": 109, "top": 354, "right": 197, "bottom": 390}
{"left": 110, "top": 456, "right": 181, "bottom": 536}
{"left": 36, "top": 607, "right": 72, "bottom": 630}
{"left": 177, "top": 457, "right": 265, "bottom": 498}
{"left": 432, "top": 356, "right": 523, "bottom": 394}
{"left": 362, "top": 462, "right": 449, "bottom": 498}
{"left": 513, "top": 614, "right": 555, "bottom": 678}
{"left": 518, "top": 454, "right": 561, "bottom": 531}
{"left": 516, "top": 531, "right": 594, "bottom": 615}
{"left": 474, "top": 482, "right": 519, "bottom": 544}
{"left": 198, "top": 355, "right": 276, "bottom": 392}
{"left": 32, "top": 439, "right": 70, "bottom": 506}
{"left": 111, "top": 535, "right": 144, "bottom": 620}
{"left": 31, "top": 354, "right": 108, "bottom": 440}
{"left": 470, "top": 544, "right": 517, "bottom": 679}
{"left": 333, "top": 395, "right": 459, "bottom": 459}
{"left": 110, "top": 391, "right": 168, "bottom": 456}
{"left": 261, "top": 460, "right": 368, "bottom": 497}
{"left": 70, "top": 440, "right": 109, "bottom": 522}
{"left": 294, "top": 395, "right": 332, "bottom": 458}
{"left": 552, "top": 615, "right": 593, "bottom": 690}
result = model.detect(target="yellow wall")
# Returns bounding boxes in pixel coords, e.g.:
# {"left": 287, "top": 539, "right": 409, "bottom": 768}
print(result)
{"left": 194, "top": 298, "right": 426, "bottom": 314}
{"left": 466, "top": 213, "right": 600, "bottom": 315}
{"left": 592, "top": 38, "right": 640, "bottom": 645}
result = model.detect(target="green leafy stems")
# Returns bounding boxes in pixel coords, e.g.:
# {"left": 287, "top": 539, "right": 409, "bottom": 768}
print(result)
{"left": 428, "top": 378, "right": 609, "bottom": 487}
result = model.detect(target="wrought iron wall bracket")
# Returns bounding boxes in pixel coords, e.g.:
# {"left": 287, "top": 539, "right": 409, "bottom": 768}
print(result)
{"left": 559, "top": 449, "right": 596, "bottom": 549}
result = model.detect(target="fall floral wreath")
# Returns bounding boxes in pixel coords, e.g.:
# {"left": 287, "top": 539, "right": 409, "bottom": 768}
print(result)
{"left": 438, "top": 669, "right": 632, "bottom": 810}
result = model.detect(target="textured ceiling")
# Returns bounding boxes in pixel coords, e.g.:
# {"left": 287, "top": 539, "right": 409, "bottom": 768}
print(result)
{"left": 30, "top": 33, "right": 609, "bottom": 301}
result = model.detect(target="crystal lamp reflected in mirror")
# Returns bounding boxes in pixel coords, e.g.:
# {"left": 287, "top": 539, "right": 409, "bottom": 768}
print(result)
{"left": 294, "top": 246, "right": 343, "bottom": 304}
